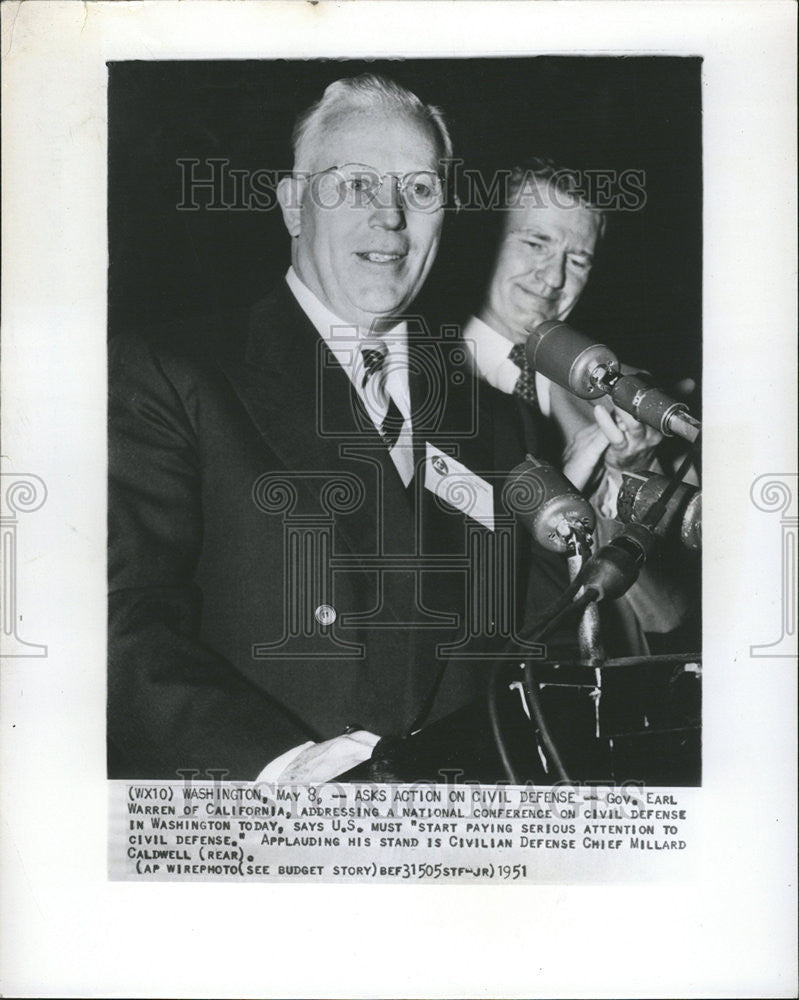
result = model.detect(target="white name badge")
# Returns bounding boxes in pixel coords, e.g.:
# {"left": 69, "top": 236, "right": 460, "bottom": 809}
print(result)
{"left": 423, "top": 442, "right": 495, "bottom": 531}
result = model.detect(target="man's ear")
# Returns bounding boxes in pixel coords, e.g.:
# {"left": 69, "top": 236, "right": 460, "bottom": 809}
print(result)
{"left": 277, "top": 175, "right": 304, "bottom": 238}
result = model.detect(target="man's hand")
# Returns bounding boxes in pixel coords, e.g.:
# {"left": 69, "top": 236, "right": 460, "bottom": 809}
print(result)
{"left": 593, "top": 377, "right": 695, "bottom": 476}
{"left": 561, "top": 419, "right": 614, "bottom": 491}
{"left": 560, "top": 399, "right": 661, "bottom": 501}
{"left": 550, "top": 376, "right": 663, "bottom": 493}
{"left": 274, "top": 731, "right": 379, "bottom": 784}
{"left": 593, "top": 404, "right": 661, "bottom": 472}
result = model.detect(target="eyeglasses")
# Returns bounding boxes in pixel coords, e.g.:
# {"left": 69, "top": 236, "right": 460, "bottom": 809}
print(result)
{"left": 302, "top": 162, "right": 446, "bottom": 213}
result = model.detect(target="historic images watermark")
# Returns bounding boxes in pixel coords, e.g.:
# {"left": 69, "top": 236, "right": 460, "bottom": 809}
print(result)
{"left": 175, "top": 158, "right": 648, "bottom": 214}
{"left": 749, "top": 473, "right": 797, "bottom": 658}
{"left": 0, "top": 473, "right": 48, "bottom": 658}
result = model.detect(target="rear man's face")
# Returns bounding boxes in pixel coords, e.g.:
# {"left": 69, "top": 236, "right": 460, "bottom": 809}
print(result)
{"left": 486, "top": 181, "right": 602, "bottom": 342}
{"left": 287, "top": 109, "right": 444, "bottom": 332}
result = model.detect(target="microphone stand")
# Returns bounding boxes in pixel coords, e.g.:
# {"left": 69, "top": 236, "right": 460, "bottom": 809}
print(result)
{"left": 492, "top": 452, "right": 702, "bottom": 784}
{"left": 563, "top": 526, "right": 605, "bottom": 738}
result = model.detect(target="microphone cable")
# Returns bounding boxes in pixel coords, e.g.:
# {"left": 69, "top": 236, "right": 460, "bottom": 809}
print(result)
{"left": 488, "top": 586, "right": 598, "bottom": 784}
{"left": 501, "top": 438, "right": 702, "bottom": 782}
{"left": 408, "top": 537, "right": 592, "bottom": 741}
{"left": 640, "top": 434, "right": 702, "bottom": 533}
{"left": 489, "top": 440, "right": 700, "bottom": 783}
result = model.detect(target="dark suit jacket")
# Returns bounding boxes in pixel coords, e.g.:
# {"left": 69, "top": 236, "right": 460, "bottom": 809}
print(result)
{"left": 108, "top": 282, "right": 561, "bottom": 779}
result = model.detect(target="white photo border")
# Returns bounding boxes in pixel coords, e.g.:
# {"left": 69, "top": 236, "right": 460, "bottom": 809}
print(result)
{"left": 1, "top": 2, "right": 796, "bottom": 997}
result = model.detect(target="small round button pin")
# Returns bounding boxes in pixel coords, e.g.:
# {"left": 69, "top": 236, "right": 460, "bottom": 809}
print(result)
{"left": 314, "top": 604, "right": 336, "bottom": 626}
{"left": 432, "top": 456, "right": 448, "bottom": 476}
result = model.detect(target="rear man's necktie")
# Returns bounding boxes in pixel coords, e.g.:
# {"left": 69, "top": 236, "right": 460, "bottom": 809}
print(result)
{"left": 508, "top": 341, "right": 538, "bottom": 406}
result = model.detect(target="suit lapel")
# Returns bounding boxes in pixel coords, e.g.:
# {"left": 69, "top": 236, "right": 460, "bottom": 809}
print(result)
{"left": 220, "top": 282, "right": 411, "bottom": 560}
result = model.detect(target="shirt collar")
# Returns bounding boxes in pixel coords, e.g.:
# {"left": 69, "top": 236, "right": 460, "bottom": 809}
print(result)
{"left": 285, "top": 267, "right": 408, "bottom": 397}
{"left": 463, "top": 314, "right": 551, "bottom": 416}
{"left": 463, "top": 315, "right": 517, "bottom": 371}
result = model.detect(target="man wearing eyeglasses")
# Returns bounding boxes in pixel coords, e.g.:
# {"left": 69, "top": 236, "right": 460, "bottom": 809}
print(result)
{"left": 108, "top": 74, "right": 530, "bottom": 783}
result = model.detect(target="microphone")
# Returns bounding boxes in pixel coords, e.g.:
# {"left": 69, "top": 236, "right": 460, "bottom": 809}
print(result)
{"left": 576, "top": 522, "right": 656, "bottom": 602}
{"left": 617, "top": 470, "right": 701, "bottom": 550}
{"left": 503, "top": 455, "right": 595, "bottom": 553}
{"left": 504, "top": 457, "right": 655, "bottom": 603}
{"left": 524, "top": 320, "right": 701, "bottom": 444}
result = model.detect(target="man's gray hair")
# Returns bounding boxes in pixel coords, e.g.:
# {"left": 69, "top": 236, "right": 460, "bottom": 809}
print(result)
{"left": 292, "top": 73, "right": 453, "bottom": 172}
{"left": 507, "top": 157, "right": 607, "bottom": 238}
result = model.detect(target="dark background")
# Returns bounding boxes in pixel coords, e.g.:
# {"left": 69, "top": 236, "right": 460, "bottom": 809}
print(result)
{"left": 108, "top": 57, "right": 702, "bottom": 386}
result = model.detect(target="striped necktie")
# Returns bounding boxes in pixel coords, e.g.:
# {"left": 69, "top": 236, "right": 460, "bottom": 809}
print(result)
{"left": 508, "top": 341, "right": 538, "bottom": 406}
{"left": 361, "top": 345, "right": 405, "bottom": 450}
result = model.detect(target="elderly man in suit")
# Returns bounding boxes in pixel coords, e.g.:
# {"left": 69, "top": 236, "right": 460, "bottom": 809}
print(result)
{"left": 108, "top": 74, "right": 537, "bottom": 783}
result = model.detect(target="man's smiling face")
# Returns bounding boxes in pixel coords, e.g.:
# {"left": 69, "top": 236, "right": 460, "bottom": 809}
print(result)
{"left": 486, "top": 180, "right": 603, "bottom": 343}
{"left": 287, "top": 109, "right": 444, "bottom": 333}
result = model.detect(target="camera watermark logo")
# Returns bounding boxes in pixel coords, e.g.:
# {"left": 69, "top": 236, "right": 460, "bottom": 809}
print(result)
{"left": 0, "top": 473, "right": 48, "bottom": 658}
{"left": 749, "top": 473, "right": 797, "bottom": 658}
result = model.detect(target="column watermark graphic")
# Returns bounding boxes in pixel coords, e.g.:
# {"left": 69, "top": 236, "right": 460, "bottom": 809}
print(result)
{"left": 749, "top": 473, "right": 797, "bottom": 658}
{"left": 0, "top": 473, "right": 48, "bottom": 657}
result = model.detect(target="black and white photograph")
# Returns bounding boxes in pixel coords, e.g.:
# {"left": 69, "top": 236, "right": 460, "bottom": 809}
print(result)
{"left": 1, "top": 2, "right": 796, "bottom": 997}
{"left": 107, "top": 57, "right": 702, "bottom": 791}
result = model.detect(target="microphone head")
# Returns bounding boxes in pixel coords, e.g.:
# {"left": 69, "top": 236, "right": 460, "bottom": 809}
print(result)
{"left": 526, "top": 320, "right": 618, "bottom": 399}
{"left": 502, "top": 455, "right": 595, "bottom": 553}
{"left": 523, "top": 319, "right": 562, "bottom": 367}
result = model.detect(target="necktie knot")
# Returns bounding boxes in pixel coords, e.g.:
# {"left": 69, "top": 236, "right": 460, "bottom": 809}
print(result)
{"left": 360, "top": 345, "right": 404, "bottom": 454}
{"left": 361, "top": 345, "right": 388, "bottom": 389}
{"left": 508, "top": 341, "right": 529, "bottom": 371}
{"left": 508, "top": 341, "right": 537, "bottom": 406}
